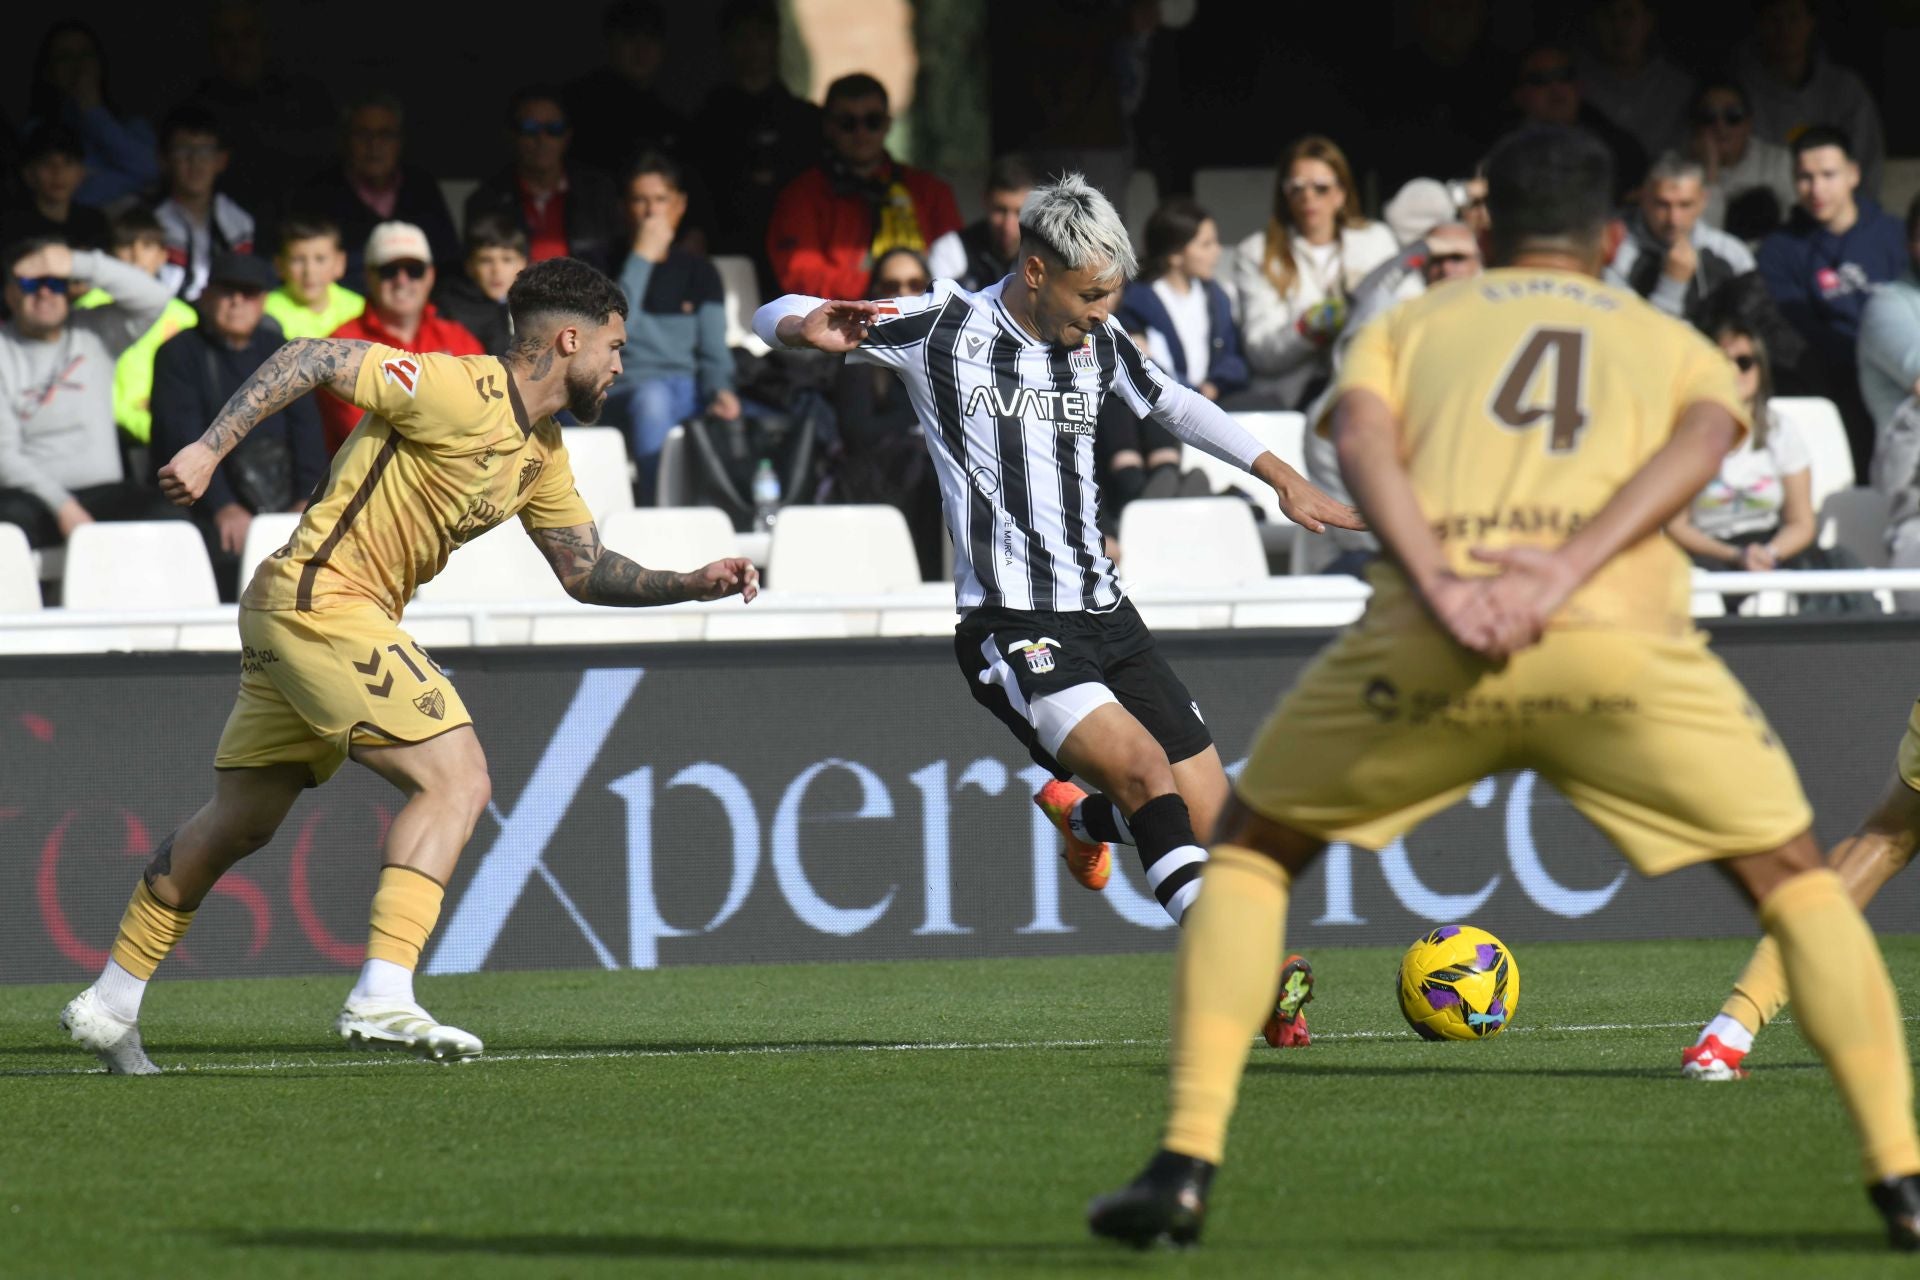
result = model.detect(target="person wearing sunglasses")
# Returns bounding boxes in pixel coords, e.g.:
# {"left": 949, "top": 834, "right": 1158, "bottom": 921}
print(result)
{"left": 1688, "top": 79, "right": 1794, "bottom": 238}
{"left": 1509, "top": 42, "right": 1646, "bottom": 203}
{"left": 1603, "top": 152, "right": 1754, "bottom": 327}
{"left": 315, "top": 221, "right": 484, "bottom": 453}
{"left": 0, "top": 236, "right": 186, "bottom": 556}
{"left": 464, "top": 86, "right": 621, "bottom": 273}
{"left": 767, "top": 72, "right": 960, "bottom": 300}
{"left": 1226, "top": 134, "right": 1396, "bottom": 410}
{"left": 151, "top": 104, "right": 256, "bottom": 303}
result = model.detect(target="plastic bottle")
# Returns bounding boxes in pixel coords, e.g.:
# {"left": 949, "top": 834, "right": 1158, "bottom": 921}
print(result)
{"left": 751, "top": 459, "right": 782, "bottom": 531}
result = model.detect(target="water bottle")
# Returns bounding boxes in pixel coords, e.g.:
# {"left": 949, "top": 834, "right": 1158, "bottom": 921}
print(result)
{"left": 751, "top": 458, "right": 782, "bottom": 531}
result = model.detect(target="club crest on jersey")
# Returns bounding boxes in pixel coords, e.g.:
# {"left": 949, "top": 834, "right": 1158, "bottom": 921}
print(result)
{"left": 964, "top": 383, "right": 1097, "bottom": 434}
{"left": 1007, "top": 637, "right": 1061, "bottom": 674}
{"left": 517, "top": 458, "right": 545, "bottom": 495}
{"left": 1069, "top": 334, "right": 1097, "bottom": 372}
{"left": 413, "top": 689, "right": 446, "bottom": 721}
{"left": 381, "top": 356, "right": 421, "bottom": 395}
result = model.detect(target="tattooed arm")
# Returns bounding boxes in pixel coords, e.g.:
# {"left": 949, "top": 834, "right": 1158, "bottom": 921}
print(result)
{"left": 157, "top": 339, "right": 372, "bottom": 506}
{"left": 530, "top": 523, "right": 760, "bottom": 606}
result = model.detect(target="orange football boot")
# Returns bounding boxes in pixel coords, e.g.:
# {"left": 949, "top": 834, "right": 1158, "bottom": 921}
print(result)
{"left": 1033, "top": 779, "right": 1112, "bottom": 890}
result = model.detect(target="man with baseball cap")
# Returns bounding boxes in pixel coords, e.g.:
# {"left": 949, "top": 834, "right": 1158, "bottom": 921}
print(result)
{"left": 318, "top": 221, "right": 485, "bottom": 451}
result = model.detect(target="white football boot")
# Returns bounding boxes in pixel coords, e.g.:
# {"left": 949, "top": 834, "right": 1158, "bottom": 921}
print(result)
{"left": 60, "top": 987, "right": 160, "bottom": 1075}
{"left": 336, "top": 999, "right": 483, "bottom": 1063}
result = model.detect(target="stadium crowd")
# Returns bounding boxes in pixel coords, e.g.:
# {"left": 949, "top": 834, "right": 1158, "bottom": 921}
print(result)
{"left": 0, "top": 0, "right": 1913, "bottom": 605}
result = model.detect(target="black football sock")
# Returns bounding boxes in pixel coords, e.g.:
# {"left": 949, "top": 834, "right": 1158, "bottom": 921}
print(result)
{"left": 1127, "top": 793, "right": 1207, "bottom": 925}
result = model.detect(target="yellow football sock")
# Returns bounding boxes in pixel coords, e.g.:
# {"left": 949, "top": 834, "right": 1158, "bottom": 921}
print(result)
{"left": 108, "top": 882, "right": 195, "bottom": 980}
{"left": 1721, "top": 936, "right": 1785, "bottom": 1035}
{"left": 365, "top": 865, "right": 445, "bottom": 970}
{"left": 1763, "top": 869, "right": 1920, "bottom": 1182}
{"left": 1163, "top": 844, "right": 1290, "bottom": 1165}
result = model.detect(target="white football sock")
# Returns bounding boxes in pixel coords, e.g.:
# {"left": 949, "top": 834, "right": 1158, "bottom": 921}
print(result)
{"left": 93, "top": 959, "right": 148, "bottom": 1023}
{"left": 350, "top": 957, "right": 416, "bottom": 1006}
{"left": 1700, "top": 1013, "right": 1754, "bottom": 1053}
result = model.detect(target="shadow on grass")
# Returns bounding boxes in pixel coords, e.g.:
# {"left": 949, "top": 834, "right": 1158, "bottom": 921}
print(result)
{"left": 215, "top": 1227, "right": 1154, "bottom": 1269}
{"left": 1240, "top": 1060, "right": 1826, "bottom": 1081}
{"left": 1331, "top": 1227, "right": 1884, "bottom": 1257}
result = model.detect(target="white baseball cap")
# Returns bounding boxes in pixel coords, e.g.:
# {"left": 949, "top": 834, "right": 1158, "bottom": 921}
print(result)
{"left": 365, "top": 221, "right": 432, "bottom": 268}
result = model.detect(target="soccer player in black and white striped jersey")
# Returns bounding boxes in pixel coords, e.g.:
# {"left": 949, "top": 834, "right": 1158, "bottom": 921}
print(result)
{"left": 755, "top": 175, "right": 1358, "bottom": 982}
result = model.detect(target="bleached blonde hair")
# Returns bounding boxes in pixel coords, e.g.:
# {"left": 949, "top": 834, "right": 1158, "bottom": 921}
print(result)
{"left": 1018, "top": 172, "right": 1138, "bottom": 287}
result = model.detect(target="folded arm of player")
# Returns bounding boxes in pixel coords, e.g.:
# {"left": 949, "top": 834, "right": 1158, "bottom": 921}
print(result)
{"left": 1469, "top": 400, "right": 1741, "bottom": 654}
{"left": 157, "top": 338, "right": 374, "bottom": 506}
{"left": 1148, "top": 382, "right": 1363, "bottom": 534}
{"left": 529, "top": 522, "right": 759, "bottom": 607}
{"left": 755, "top": 295, "right": 883, "bottom": 353}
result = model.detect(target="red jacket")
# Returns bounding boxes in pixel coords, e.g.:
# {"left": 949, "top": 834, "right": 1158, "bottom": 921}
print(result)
{"left": 319, "top": 304, "right": 487, "bottom": 452}
{"left": 767, "top": 161, "right": 962, "bottom": 299}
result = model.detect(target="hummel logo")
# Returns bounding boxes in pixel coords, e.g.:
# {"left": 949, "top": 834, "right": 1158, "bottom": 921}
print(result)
{"left": 965, "top": 336, "right": 985, "bottom": 358}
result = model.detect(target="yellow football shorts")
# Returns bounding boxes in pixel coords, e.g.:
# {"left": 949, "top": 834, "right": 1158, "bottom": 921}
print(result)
{"left": 1235, "top": 619, "right": 1813, "bottom": 877}
{"left": 214, "top": 604, "right": 472, "bottom": 785}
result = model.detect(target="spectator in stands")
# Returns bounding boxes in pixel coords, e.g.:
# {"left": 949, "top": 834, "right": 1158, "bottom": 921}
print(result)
{"left": 1510, "top": 42, "right": 1646, "bottom": 203}
{"left": 1578, "top": 0, "right": 1694, "bottom": 160}
{"left": 1226, "top": 135, "right": 1397, "bottom": 409}
{"left": 150, "top": 252, "right": 325, "bottom": 599}
{"left": 767, "top": 73, "right": 962, "bottom": 300}
{"left": 1735, "top": 0, "right": 1884, "bottom": 201}
{"left": 1367, "top": 0, "right": 1508, "bottom": 197}
{"left": 602, "top": 153, "right": 737, "bottom": 502}
{"left": 696, "top": 0, "right": 821, "bottom": 293}
{"left": 432, "top": 215, "right": 526, "bottom": 357}
{"left": 830, "top": 247, "right": 943, "bottom": 579}
{"left": 73, "top": 209, "right": 199, "bottom": 453}
{"left": 263, "top": 215, "right": 364, "bottom": 341}
{"left": 187, "top": 0, "right": 335, "bottom": 217}
{"left": 1118, "top": 198, "right": 1245, "bottom": 403}
{"left": 318, "top": 222, "right": 484, "bottom": 452}
{"left": 153, "top": 105, "right": 256, "bottom": 304}
{"left": 565, "top": 1, "right": 690, "bottom": 179}
{"left": 297, "top": 93, "right": 461, "bottom": 281}
{"left": 1667, "top": 321, "right": 1816, "bottom": 595}
{"left": 1689, "top": 77, "right": 1796, "bottom": 242}
{"left": 1856, "top": 195, "right": 1920, "bottom": 452}
{"left": 27, "top": 21, "right": 157, "bottom": 209}
{"left": 0, "top": 238, "right": 185, "bottom": 549}
{"left": 2, "top": 124, "right": 107, "bottom": 251}
{"left": 1605, "top": 153, "right": 1755, "bottom": 327}
{"left": 1758, "top": 125, "right": 1904, "bottom": 474}
{"left": 464, "top": 87, "right": 621, "bottom": 271}
{"left": 928, "top": 155, "right": 1036, "bottom": 293}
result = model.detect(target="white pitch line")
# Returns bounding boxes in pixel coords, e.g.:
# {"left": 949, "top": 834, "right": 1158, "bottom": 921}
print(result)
{"left": 9, "top": 1016, "right": 1781, "bottom": 1077}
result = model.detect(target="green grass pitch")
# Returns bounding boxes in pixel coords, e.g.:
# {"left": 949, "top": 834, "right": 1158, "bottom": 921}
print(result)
{"left": 6, "top": 938, "right": 1920, "bottom": 1278}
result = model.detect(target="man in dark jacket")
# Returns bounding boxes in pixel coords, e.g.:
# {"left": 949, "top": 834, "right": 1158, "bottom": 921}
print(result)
{"left": 149, "top": 252, "right": 326, "bottom": 598}
{"left": 464, "top": 86, "right": 621, "bottom": 273}
{"left": 296, "top": 92, "right": 462, "bottom": 280}
{"left": 928, "top": 154, "right": 1035, "bottom": 293}
{"left": 1759, "top": 124, "right": 1906, "bottom": 472}
{"left": 1604, "top": 152, "right": 1755, "bottom": 327}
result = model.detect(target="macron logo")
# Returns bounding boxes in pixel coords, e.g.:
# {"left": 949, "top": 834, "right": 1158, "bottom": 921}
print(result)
{"left": 382, "top": 357, "right": 422, "bottom": 396}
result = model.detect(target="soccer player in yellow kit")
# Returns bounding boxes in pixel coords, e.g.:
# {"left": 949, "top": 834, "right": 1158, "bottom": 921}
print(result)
{"left": 1687, "top": 714, "right": 1920, "bottom": 1080}
{"left": 1088, "top": 128, "right": 1920, "bottom": 1252}
{"left": 59, "top": 258, "right": 757, "bottom": 1072}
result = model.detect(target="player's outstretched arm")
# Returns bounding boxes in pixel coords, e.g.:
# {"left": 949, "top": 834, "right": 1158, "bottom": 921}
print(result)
{"left": 1148, "top": 382, "right": 1362, "bottom": 533}
{"left": 158, "top": 339, "right": 373, "bottom": 506}
{"left": 530, "top": 523, "right": 759, "bottom": 607}
{"left": 753, "top": 296, "right": 884, "bottom": 353}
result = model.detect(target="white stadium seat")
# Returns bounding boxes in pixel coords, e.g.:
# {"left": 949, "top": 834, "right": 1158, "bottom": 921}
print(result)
{"left": 1773, "top": 397, "right": 1854, "bottom": 513}
{"left": 1819, "top": 485, "right": 1892, "bottom": 566}
{"left": 413, "top": 519, "right": 569, "bottom": 604}
{"left": 656, "top": 425, "right": 693, "bottom": 507}
{"left": 766, "top": 505, "right": 922, "bottom": 593}
{"left": 1180, "top": 411, "right": 1307, "bottom": 559}
{"left": 63, "top": 521, "right": 218, "bottom": 611}
{"left": 713, "top": 254, "right": 770, "bottom": 355}
{"left": 561, "top": 426, "right": 636, "bottom": 523}
{"left": 239, "top": 512, "right": 303, "bottom": 588}
{"left": 0, "top": 523, "right": 41, "bottom": 612}
{"left": 1193, "top": 167, "right": 1275, "bottom": 245}
{"left": 599, "top": 507, "right": 737, "bottom": 573}
{"left": 1118, "top": 497, "right": 1268, "bottom": 591}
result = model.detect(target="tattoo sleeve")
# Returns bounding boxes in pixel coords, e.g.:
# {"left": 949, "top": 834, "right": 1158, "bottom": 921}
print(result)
{"left": 531, "top": 523, "right": 691, "bottom": 606}
{"left": 199, "top": 339, "right": 373, "bottom": 458}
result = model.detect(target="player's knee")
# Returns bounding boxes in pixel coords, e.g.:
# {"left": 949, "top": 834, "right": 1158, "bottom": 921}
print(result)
{"left": 450, "top": 768, "right": 492, "bottom": 827}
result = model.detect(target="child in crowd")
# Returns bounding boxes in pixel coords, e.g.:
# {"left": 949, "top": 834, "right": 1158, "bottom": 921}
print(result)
{"left": 263, "top": 216, "right": 366, "bottom": 340}
{"left": 430, "top": 214, "right": 526, "bottom": 355}
{"left": 75, "top": 209, "right": 200, "bottom": 452}
{"left": 1, "top": 124, "right": 108, "bottom": 249}
{"left": 152, "top": 104, "right": 254, "bottom": 302}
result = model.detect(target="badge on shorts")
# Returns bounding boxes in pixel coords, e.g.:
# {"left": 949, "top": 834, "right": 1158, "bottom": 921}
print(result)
{"left": 414, "top": 689, "right": 447, "bottom": 720}
{"left": 1007, "top": 637, "right": 1060, "bottom": 675}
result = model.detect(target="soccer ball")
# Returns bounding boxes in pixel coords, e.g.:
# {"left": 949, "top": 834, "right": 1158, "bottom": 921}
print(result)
{"left": 1397, "top": 925, "right": 1520, "bottom": 1041}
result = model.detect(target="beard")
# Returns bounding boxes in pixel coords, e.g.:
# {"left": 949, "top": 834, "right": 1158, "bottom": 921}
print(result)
{"left": 565, "top": 365, "right": 607, "bottom": 423}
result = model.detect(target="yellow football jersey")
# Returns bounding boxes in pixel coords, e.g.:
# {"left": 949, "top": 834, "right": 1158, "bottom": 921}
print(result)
{"left": 244, "top": 344, "right": 592, "bottom": 617}
{"left": 1333, "top": 268, "right": 1750, "bottom": 635}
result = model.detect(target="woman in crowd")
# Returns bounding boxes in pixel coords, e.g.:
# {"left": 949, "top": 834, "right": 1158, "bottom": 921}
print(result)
{"left": 27, "top": 21, "right": 157, "bottom": 209}
{"left": 1688, "top": 77, "right": 1795, "bottom": 241}
{"left": 1118, "top": 198, "right": 1246, "bottom": 403}
{"left": 1667, "top": 321, "right": 1817, "bottom": 601}
{"left": 1227, "top": 135, "right": 1397, "bottom": 409}
{"left": 829, "top": 247, "right": 943, "bottom": 579}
